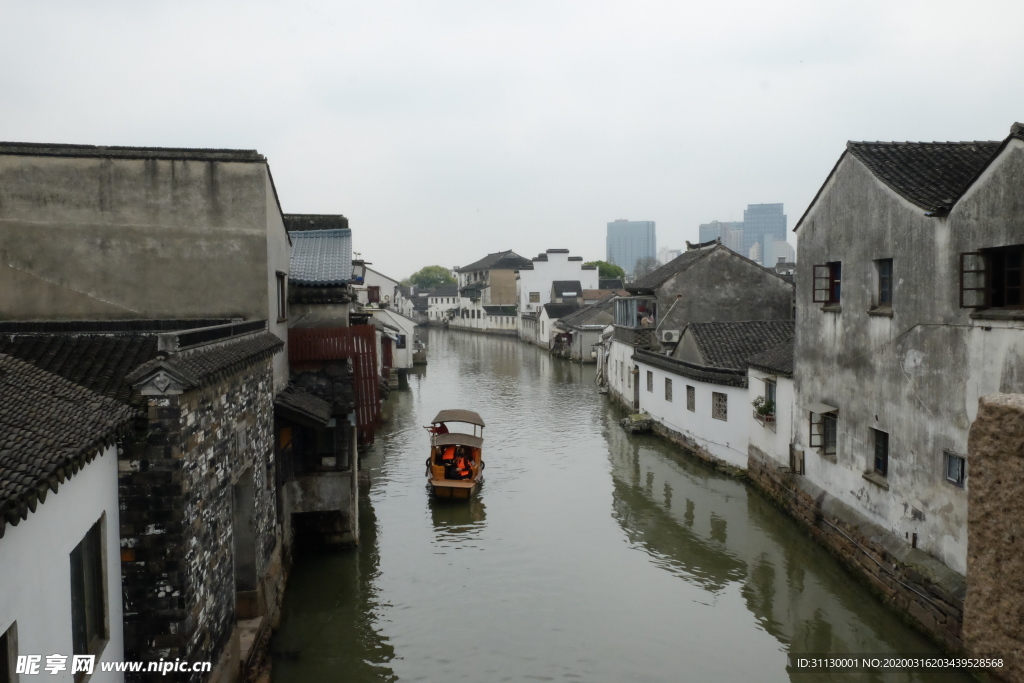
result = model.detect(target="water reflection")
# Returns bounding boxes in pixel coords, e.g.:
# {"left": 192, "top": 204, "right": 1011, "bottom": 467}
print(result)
{"left": 272, "top": 329, "right": 973, "bottom": 683}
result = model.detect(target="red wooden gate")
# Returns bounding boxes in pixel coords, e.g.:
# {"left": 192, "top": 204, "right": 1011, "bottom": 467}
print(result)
{"left": 289, "top": 325, "right": 381, "bottom": 444}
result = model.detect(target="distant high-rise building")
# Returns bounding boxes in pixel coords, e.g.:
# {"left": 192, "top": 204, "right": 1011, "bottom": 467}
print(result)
{"left": 657, "top": 247, "right": 682, "bottom": 265}
{"left": 606, "top": 219, "right": 656, "bottom": 277}
{"left": 698, "top": 205, "right": 788, "bottom": 266}
{"left": 742, "top": 203, "right": 787, "bottom": 265}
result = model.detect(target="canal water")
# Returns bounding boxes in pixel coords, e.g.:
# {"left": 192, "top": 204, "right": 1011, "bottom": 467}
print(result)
{"left": 271, "top": 328, "right": 970, "bottom": 682}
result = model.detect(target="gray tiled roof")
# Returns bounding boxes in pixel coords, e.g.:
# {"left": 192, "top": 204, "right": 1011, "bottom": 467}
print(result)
{"left": 846, "top": 141, "right": 1001, "bottom": 213}
{"left": 126, "top": 332, "right": 283, "bottom": 389}
{"left": 542, "top": 303, "right": 580, "bottom": 319}
{"left": 275, "top": 385, "right": 333, "bottom": 426}
{"left": 599, "top": 278, "right": 624, "bottom": 290}
{"left": 0, "top": 141, "right": 264, "bottom": 162}
{"left": 430, "top": 285, "right": 459, "bottom": 298}
{"left": 552, "top": 281, "right": 582, "bottom": 296}
{"left": 687, "top": 321, "right": 796, "bottom": 371}
{"left": 0, "top": 333, "right": 159, "bottom": 404}
{"left": 0, "top": 354, "right": 136, "bottom": 538}
{"left": 483, "top": 306, "right": 517, "bottom": 316}
{"left": 558, "top": 298, "right": 616, "bottom": 329}
{"left": 284, "top": 214, "right": 350, "bottom": 232}
{"left": 634, "top": 349, "right": 748, "bottom": 388}
{"left": 290, "top": 229, "right": 353, "bottom": 285}
{"left": 746, "top": 337, "right": 794, "bottom": 377}
{"left": 458, "top": 250, "right": 531, "bottom": 272}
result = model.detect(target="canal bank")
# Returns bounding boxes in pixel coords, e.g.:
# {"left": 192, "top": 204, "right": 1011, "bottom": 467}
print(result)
{"left": 270, "top": 328, "right": 973, "bottom": 682}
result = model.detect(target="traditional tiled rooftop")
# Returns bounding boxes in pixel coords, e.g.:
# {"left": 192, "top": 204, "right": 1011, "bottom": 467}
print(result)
{"left": 542, "top": 303, "right": 580, "bottom": 319}
{"left": 0, "top": 353, "right": 137, "bottom": 537}
{"left": 558, "top": 298, "right": 616, "bottom": 329}
{"left": 289, "top": 229, "right": 354, "bottom": 285}
{"left": 458, "top": 250, "right": 531, "bottom": 272}
{"left": 686, "top": 321, "right": 796, "bottom": 371}
{"left": 746, "top": 337, "right": 794, "bottom": 377}
{"left": 628, "top": 245, "right": 717, "bottom": 292}
{"left": 846, "top": 141, "right": 1001, "bottom": 212}
{"left": 552, "top": 281, "right": 582, "bottom": 297}
{"left": 275, "top": 384, "right": 333, "bottom": 426}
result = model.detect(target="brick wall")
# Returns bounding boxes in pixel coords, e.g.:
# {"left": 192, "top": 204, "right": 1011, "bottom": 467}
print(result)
{"left": 119, "top": 360, "right": 280, "bottom": 680}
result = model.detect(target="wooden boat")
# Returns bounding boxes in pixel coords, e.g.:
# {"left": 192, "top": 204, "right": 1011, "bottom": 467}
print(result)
{"left": 424, "top": 409, "right": 485, "bottom": 499}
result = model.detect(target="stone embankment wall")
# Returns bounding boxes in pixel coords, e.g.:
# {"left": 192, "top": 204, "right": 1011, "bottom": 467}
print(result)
{"left": 747, "top": 449, "right": 966, "bottom": 654}
{"left": 964, "top": 394, "right": 1024, "bottom": 682}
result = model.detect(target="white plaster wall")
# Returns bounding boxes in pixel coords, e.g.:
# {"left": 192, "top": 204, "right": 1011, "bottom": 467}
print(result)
{"left": 427, "top": 295, "right": 458, "bottom": 321}
{"left": 516, "top": 254, "right": 598, "bottom": 323}
{"left": 0, "top": 446, "right": 124, "bottom": 682}
{"left": 263, "top": 169, "right": 291, "bottom": 392}
{"left": 607, "top": 339, "right": 636, "bottom": 407}
{"left": 358, "top": 268, "right": 399, "bottom": 306}
{"left": 747, "top": 370, "right": 795, "bottom": 467}
{"left": 635, "top": 360, "right": 749, "bottom": 469}
{"left": 374, "top": 310, "right": 418, "bottom": 369}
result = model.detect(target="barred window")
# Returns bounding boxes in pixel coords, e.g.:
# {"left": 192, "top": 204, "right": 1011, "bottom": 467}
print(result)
{"left": 712, "top": 392, "right": 727, "bottom": 421}
{"left": 686, "top": 385, "right": 695, "bottom": 412}
{"left": 647, "top": 371, "right": 653, "bottom": 392}
{"left": 665, "top": 378, "right": 673, "bottom": 402}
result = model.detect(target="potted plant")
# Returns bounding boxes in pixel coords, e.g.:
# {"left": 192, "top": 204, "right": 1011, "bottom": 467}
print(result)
{"left": 752, "top": 396, "right": 776, "bottom": 423}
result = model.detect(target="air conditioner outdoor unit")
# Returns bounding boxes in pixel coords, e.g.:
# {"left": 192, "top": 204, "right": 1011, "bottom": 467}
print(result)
{"left": 658, "top": 330, "right": 680, "bottom": 343}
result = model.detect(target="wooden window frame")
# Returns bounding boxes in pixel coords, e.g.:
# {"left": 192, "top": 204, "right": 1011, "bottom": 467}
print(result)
{"left": 646, "top": 370, "right": 653, "bottom": 393}
{"left": 367, "top": 285, "right": 381, "bottom": 304}
{"left": 873, "top": 428, "right": 889, "bottom": 477}
{"left": 665, "top": 377, "right": 673, "bottom": 402}
{"left": 876, "top": 258, "right": 893, "bottom": 307}
{"left": 945, "top": 450, "right": 966, "bottom": 487}
{"left": 810, "top": 410, "right": 838, "bottom": 454}
{"left": 813, "top": 262, "right": 841, "bottom": 304}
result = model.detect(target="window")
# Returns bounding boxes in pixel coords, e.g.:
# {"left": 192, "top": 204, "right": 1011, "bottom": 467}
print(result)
{"left": 873, "top": 429, "right": 889, "bottom": 477}
{"left": 813, "top": 261, "right": 842, "bottom": 304}
{"left": 646, "top": 371, "right": 653, "bottom": 392}
{"left": 665, "top": 378, "right": 673, "bottom": 402}
{"left": 961, "top": 245, "right": 1024, "bottom": 309}
{"left": 809, "top": 407, "right": 838, "bottom": 455}
{"left": 764, "top": 379, "right": 777, "bottom": 408}
{"left": 945, "top": 451, "right": 966, "bottom": 487}
{"left": 712, "top": 392, "right": 727, "bottom": 421}
{"left": 70, "top": 519, "right": 107, "bottom": 662}
{"left": 276, "top": 271, "right": 287, "bottom": 321}
{"left": 367, "top": 285, "right": 381, "bottom": 304}
{"left": 396, "top": 335, "right": 407, "bottom": 349}
{"left": 686, "top": 385, "right": 695, "bottom": 412}
{"left": 529, "top": 292, "right": 540, "bottom": 303}
{"left": 1, "top": 623, "right": 14, "bottom": 683}
{"left": 876, "top": 258, "right": 893, "bottom": 307}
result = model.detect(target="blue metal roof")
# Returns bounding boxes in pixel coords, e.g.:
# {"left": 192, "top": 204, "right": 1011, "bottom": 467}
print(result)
{"left": 289, "top": 229, "right": 353, "bottom": 285}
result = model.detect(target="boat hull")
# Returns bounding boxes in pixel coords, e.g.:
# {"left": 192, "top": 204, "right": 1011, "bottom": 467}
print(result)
{"left": 429, "top": 478, "right": 481, "bottom": 499}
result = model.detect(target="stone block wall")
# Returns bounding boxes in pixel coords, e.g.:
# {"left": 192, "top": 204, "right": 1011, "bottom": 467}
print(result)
{"left": 964, "top": 394, "right": 1024, "bottom": 682}
{"left": 119, "top": 360, "right": 281, "bottom": 681}
{"left": 747, "top": 450, "right": 966, "bottom": 654}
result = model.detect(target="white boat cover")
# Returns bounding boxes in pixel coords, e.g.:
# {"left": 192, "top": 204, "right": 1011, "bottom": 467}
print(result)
{"left": 431, "top": 409, "right": 485, "bottom": 427}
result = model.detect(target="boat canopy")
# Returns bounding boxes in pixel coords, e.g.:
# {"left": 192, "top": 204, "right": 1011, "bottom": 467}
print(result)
{"left": 434, "top": 433, "right": 484, "bottom": 449}
{"left": 431, "top": 409, "right": 485, "bottom": 427}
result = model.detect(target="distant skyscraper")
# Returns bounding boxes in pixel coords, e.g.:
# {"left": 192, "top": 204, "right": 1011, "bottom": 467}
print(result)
{"left": 742, "top": 203, "right": 787, "bottom": 265}
{"left": 657, "top": 247, "right": 682, "bottom": 265}
{"left": 606, "top": 219, "right": 656, "bottom": 277}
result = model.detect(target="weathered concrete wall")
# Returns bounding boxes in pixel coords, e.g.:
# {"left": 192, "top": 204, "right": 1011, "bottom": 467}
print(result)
{"left": 488, "top": 269, "right": 518, "bottom": 306}
{"left": 793, "top": 142, "right": 1024, "bottom": 575}
{"left": 119, "top": 361, "right": 280, "bottom": 682}
{"left": 964, "top": 393, "right": 1024, "bottom": 681}
{"left": 658, "top": 248, "right": 793, "bottom": 334}
{"left": 0, "top": 154, "right": 275, "bottom": 322}
{"left": 747, "top": 451, "right": 966, "bottom": 653}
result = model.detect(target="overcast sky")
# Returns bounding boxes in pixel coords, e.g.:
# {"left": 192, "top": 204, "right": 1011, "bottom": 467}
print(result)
{"left": 3, "top": 1, "right": 1023, "bottom": 279}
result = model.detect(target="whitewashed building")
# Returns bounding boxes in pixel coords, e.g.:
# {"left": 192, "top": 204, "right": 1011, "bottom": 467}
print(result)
{"left": 792, "top": 123, "right": 1024, "bottom": 576}
{"left": 632, "top": 321, "right": 794, "bottom": 470}
{"left": 516, "top": 249, "right": 598, "bottom": 339}
{"left": 0, "top": 355, "right": 136, "bottom": 682}
{"left": 427, "top": 284, "right": 459, "bottom": 324}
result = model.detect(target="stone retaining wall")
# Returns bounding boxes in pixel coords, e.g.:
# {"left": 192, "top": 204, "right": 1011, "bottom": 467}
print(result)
{"left": 747, "top": 449, "right": 966, "bottom": 654}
